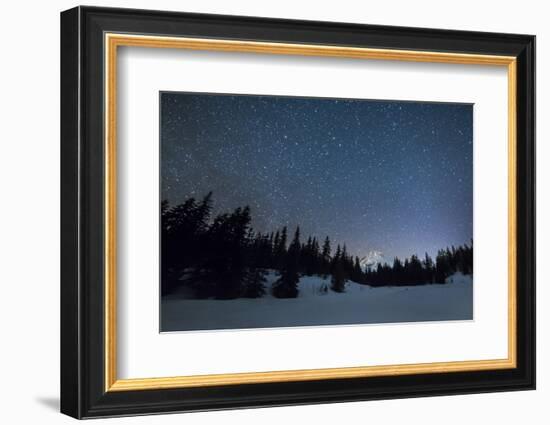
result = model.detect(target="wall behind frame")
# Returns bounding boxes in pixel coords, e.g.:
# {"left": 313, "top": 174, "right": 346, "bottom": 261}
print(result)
{"left": 0, "top": 1, "right": 544, "bottom": 424}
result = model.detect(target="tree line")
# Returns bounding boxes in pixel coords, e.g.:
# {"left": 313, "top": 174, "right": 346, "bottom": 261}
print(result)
{"left": 364, "top": 246, "right": 472, "bottom": 287}
{"left": 161, "top": 193, "right": 473, "bottom": 299}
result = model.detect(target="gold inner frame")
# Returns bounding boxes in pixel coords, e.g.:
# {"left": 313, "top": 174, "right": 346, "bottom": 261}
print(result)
{"left": 104, "top": 33, "right": 517, "bottom": 392}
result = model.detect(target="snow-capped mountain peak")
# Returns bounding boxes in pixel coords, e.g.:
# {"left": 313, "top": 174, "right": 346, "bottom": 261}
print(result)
{"left": 360, "top": 250, "right": 385, "bottom": 269}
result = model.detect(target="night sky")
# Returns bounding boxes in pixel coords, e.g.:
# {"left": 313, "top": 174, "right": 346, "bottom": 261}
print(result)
{"left": 161, "top": 92, "right": 472, "bottom": 262}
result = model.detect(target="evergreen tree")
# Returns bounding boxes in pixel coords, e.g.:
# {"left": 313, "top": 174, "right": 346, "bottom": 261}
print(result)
{"left": 422, "top": 252, "right": 435, "bottom": 283}
{"left": 275, "top": 226, "right": 288, "bottom": 269}
{"left": 331, "top": 244, "right": 341, "bottom": 274}
{"left": 435, "top": 249, "right": 450, "bottom": 283}
{"left": 241, "top": 268, "right": 267, "bottom": 298}
{"left": 392, "top": 257, "right": 404, "bottom": 283}
{"left": 272, "top": 256, "right": 300, "bottom": 298}
{"left": 312, "top": 237, "right": 320, "bottom": 260}
{"left": 322, "top": 236, "right": 331, "bottom": 260}
{"left": 289, "top": 226, "right": 301, "bottom": 254}
{"left": 194, "top": 206, "right": 251, "bottom": 298}
{"left": 161, "top": 197, "right": 200, "bottom": 294}
{"left": 409, "top": 254, "right": 424, "bottom": 284}
{"left": 463, "top": 241, "right": 473, "bottom": 274}
{"left": 331, "top": 260, "right": 346, "bottom": 293}
{"left": 303, "top": 235, "right": 317, "bottom": 275}
{"left": 321, "top": 236, "right": 331, "bottom": 276}
{"left": 280, "top": 227, "right": 288, "bottom": 252}
{"left": 195, "top": 191, "right": 213, "bottom": 235}
{"left": 273, "top": 227, "right": 301, "bottom": 298}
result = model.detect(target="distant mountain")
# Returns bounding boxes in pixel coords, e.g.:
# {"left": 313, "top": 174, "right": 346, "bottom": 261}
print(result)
{"left": 360, "top": 250, "right": 385, "bottom": 270}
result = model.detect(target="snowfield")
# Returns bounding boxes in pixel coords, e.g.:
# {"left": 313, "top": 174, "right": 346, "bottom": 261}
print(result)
{"left": 161, "top": 271, "right": 473, "bottom": 332}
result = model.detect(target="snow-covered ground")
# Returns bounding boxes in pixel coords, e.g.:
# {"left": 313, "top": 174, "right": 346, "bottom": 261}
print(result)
{"left": 161, "top": 271, "right": 473, "bottom": 332}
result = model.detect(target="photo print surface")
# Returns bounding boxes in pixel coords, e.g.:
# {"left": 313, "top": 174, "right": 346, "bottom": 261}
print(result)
{"left": 160, "top": 92, "right": 473, "bottom": 332}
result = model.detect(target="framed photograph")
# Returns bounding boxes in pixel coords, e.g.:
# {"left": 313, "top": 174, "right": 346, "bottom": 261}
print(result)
{"left": 60, "top": 6, "right": 535, "bottom": 419}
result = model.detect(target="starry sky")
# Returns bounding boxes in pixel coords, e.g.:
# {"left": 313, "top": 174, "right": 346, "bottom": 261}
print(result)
{"left": 161, "top": 92, "right": 473, "bottom": 261}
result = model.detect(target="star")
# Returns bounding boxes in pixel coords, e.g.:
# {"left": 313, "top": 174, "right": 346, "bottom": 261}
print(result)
{"left": 161, "top": 92, "right": 473, "bottom": 261}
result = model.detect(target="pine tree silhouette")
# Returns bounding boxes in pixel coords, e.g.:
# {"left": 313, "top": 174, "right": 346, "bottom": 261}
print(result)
{"left": 161, "top": 192, "right": 473, "bottom": 298}
{"left": 331, "top": 260, "right": 346, "bottom": 292}
{"left": 321, "top": 236, "right": 331, "bottom": 277}
{"left": 241, "top": 268, "right": 267, "bottom": 298}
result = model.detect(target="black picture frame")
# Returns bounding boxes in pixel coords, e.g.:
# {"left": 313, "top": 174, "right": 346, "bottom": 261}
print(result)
{"left": 61, "top": 5, "right": 535, "bottom": 419}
